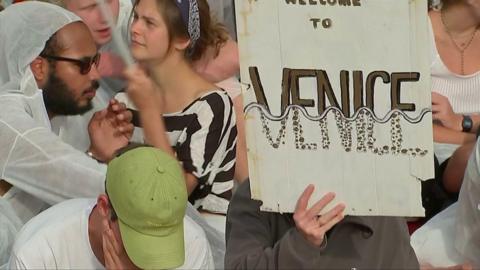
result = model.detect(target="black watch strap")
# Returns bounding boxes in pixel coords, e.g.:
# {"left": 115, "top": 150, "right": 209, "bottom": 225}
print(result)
{"left": 462, "top": 115, "right": 473, "bottom": 132}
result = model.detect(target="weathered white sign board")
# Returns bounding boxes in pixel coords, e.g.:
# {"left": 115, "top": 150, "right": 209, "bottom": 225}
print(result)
{"left": 236, "top": 0, "right": 433, "bottom": 216}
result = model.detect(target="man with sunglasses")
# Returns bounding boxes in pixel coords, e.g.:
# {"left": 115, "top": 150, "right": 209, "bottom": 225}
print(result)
{"left": 31, "top": 0, "right": 132, "bottom": 153}
{"left": 40, "top": 0, "right": 242, "bottom": 153}
{"left": 0, "top": 2, "right": 134, "bottom": 266}
{"left": 36, "top": 53, "right": 101, "bottom": 117}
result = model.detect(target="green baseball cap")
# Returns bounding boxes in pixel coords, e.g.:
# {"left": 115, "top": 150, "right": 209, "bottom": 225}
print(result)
{"left": 106, "top": 147, "right": 188, "bottom": 269}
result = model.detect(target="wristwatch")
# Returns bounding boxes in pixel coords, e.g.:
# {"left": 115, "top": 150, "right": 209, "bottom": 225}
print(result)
{"left": 462, "top": 115, "right": 473, "bottom": 132}
{"left": 86, "top": 150, "right": 104, "bottom": 163}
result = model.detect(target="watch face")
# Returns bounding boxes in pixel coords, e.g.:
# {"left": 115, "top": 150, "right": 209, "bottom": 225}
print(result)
{"left": 463, "top": 115, "right": 473, "bottom": 132}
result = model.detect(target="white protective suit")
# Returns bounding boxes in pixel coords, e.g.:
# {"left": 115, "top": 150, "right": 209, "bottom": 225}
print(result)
{"left": 0, "top": 0, "right": 10, "bottom": 8}
{"left": 0, "top": 199, "right": 22, "bottom": 270}
{"left": 454, "top": 137, "right": 480, "bottom": 267}
{"left": 0, "top": 2, "right": 107, "bottom": 265}
{"left": 412, "top": 137, "right": 480, "bottom": 268}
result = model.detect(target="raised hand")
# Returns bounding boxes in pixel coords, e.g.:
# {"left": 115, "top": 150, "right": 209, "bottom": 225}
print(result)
{"left": 102, "top": 216, "right": 138, "bottom": 270}
{"left": 124, "top": 64, "right": 162, "bottom": 113}
{"left": 107, "top": 99, "right": 134, "bottom": 140}
{"left": 293, "top": 185, "right": 346, "bottom": 247}
{"left": 432, "top": 92, "right": 462, "bottom": 131}
{"left": 87, "top": 103, "right": 131, "bottom": 163}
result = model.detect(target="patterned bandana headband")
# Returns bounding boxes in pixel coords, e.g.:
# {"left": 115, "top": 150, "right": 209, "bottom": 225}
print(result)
{"left": 174, "top": 0, "right": 201, "bottom": 54}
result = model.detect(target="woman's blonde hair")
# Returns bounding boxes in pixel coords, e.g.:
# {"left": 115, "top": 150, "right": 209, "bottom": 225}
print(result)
{"left": 132, "top": 0, "right": 229, "bottom": 62}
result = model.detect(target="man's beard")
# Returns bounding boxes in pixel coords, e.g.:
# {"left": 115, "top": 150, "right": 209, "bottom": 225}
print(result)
{"left": 42, "top": 71, "right": 99, "bottom": 116}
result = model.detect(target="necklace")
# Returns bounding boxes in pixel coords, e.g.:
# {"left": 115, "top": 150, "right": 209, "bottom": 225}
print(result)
{"left": 441, "top": 11, "right": 479, "bottom": 75}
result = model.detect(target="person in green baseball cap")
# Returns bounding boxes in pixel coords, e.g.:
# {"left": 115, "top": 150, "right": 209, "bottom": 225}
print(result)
{"left": 105, "top": 146, "right": 188, "bottom": 269}
{"left": 9, "top": 146, "right": 214, "bottom": 269}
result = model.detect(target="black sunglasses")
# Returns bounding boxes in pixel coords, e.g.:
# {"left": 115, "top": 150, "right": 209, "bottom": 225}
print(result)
{"left": 40, "top": 53, "right": 101, "bottom": 75}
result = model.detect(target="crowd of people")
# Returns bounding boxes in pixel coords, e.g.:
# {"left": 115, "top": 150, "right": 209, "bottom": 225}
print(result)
{"left": 0, "top": 0, "right": 478, "bottom": 269}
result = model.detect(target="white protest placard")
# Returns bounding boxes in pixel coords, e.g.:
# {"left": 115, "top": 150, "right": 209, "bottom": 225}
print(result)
{"left": 236, "top": 0, "right": 433, "bottom": 216}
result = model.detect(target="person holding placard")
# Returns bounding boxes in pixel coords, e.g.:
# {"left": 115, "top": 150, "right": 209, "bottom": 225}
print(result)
{"left": 224, "top": 180, "right": 419, "bottom": 269}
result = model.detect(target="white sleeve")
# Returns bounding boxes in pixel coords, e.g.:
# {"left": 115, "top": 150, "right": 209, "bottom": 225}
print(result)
{"left": 182, "top": 235, "right": 214, "bottom": 270}
{"left": 8, "top": 236, "right": 57, "bottom": 270}
{"left": 455, "top": 138, "right": 480, "bottom": 266}
{"left": 181, "top": 218, "right": 215, "bottom": 270}
{"left": 8, "top": 253, "right": 27, "bottom": 270}
{"left": 0, "top": 99, "right": 106, "bottom": 205}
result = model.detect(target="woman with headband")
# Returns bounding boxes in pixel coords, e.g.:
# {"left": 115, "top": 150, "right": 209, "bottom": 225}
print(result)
{"left": 124, "top": 0, "right": 237, "bottom": 220}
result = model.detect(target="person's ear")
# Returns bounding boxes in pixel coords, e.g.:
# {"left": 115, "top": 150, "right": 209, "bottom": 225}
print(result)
{"left": 29, "top": 57, "right": 50, "bottom": 87}
{"left": 172, "top": 37, "right": 191, "bottom": 51}
{"left": 96, "top": 194, "right": 111, "bottom": 219}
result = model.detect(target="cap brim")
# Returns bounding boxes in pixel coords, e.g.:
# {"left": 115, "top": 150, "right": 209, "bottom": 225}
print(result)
{"left": 118, "top": 220, "right": 185, "bottom": 269}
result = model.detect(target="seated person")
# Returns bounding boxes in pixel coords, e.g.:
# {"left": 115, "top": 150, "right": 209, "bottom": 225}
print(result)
{"left": 428, "top": 0, "right": 480, "bottom": 194}
{"left": 40, "top": 0, "right": 243, "bottom": 161}
{"left": 41, "top": 0, "right": 248, "bottom": 185}
{"left": 225, "top": 180, "right": 419, "bottom": 269}
{"left": 40, "top": 0, "right": 136, "bottom": 152}
{"left": 0, "top": 2, "right": 132, "bottom": 265}
{"left": 124, "top": 0, "right": 237, "bottom": 216}
{"left": 0, "top": 0, "right": 132, "bottom": 211}
{"left": 411, "top": 137, "right": 480, "bottom": 269}
{"left": 420, "top": 0, "right": 480, "bottom": 219}
{"left": 9, "top": 146, "right": 214, "bottom": 269}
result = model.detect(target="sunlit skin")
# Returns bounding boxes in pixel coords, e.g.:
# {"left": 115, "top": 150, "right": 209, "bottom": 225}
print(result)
{"left": 129, "top": 0, "right": 173, "bottom": 66}
{"left": 430, "top": 0, "right": 480, "bottom": 145}
{"left": 64, "top": 0, "right": 120, "bottom": 47}
{"left": 129, "top": 0, "right": 214, "bottom": 104}
{"left": 466, "top": 0, "right": 480, "bottom": 19}
{"left": 88, "top": 195, "right": 140, "bottom": 269}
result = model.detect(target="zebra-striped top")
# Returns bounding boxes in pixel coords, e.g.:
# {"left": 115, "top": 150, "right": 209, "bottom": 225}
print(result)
{"left": 164, "top": 89, "right": 237, "bottom": 214}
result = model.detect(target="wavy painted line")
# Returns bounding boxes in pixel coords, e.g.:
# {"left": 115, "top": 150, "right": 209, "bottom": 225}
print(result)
{"left": 244, "top": 103, "right": 431, "bottom": 124}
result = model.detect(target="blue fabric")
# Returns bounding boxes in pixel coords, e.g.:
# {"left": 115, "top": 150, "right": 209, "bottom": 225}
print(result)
{"left": 173, "top": 0, "right": 200, "bottom": 53}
